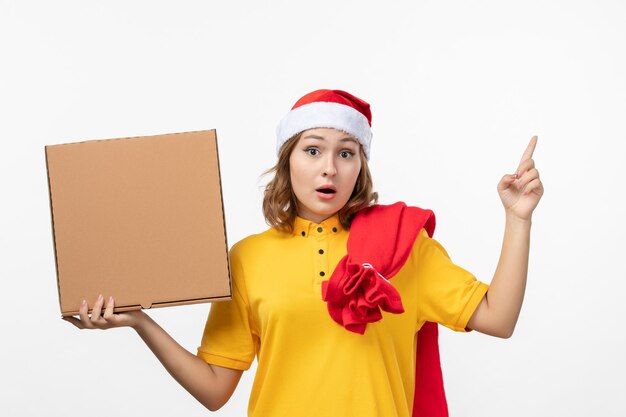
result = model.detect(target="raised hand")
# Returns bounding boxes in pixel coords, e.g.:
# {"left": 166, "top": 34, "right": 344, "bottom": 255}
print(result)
{"left": 63, "top": 294, "right": 145, "bottom": 330}
{"left": 497, "top": 136, "right": 544, "bottom": 221}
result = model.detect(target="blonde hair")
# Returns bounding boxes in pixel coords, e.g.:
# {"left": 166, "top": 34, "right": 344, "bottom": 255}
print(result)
{"left": 262, "top": 132, "right": 378, "bottom": 232}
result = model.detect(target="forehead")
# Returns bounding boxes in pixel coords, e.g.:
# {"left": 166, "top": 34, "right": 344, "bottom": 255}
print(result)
{"left": 299, "top": 128, "right": 359, "bottom": 144}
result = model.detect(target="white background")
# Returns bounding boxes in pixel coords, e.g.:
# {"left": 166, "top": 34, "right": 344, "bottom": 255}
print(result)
{"left": 1, "top": 1, "right": 625, "bottom": 416}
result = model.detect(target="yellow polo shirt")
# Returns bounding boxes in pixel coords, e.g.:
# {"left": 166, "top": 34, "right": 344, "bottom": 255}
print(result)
{"left": 197, "top": 215, "right": 488, "bottom": 417}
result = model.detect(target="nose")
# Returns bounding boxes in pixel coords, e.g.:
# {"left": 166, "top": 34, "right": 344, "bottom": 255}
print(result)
{"left": 322, "top": 154, "right": 337, "bottom": 177}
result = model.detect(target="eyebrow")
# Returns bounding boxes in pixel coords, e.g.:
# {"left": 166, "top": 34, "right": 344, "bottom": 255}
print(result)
{"left": 301, "top": 134, "right": 359, "bottom": 144}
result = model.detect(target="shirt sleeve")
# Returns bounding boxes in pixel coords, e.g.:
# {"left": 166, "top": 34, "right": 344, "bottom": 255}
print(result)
{"left": 413, "top": 229, "right": 489, "bottom": 332}
{"left": 196, "top": 245, "right": 259, "bottom": 370}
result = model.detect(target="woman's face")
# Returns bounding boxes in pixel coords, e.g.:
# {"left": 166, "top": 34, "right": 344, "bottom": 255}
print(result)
{"left": 289, "top": 128, "right": 362, "bottom": 224}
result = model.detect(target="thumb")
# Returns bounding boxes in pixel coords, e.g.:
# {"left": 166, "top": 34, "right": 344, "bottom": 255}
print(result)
{"left": 497, "top": 174, "right": 517, "bottom": 192}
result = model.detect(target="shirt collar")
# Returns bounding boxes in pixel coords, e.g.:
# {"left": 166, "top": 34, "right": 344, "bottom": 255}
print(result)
{"left": 293, "top": 214, "right": 343, "bottom": 237}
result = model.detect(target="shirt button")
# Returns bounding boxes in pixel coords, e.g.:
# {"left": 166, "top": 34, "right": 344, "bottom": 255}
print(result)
{"left": 332, "top": 227, "right": 338, "bottom": 233}
{"left": 318, "top": 249, "right": 324, "bottom": 254}
{"left": 301, "top": 231, "right": 305, "bottom": 236}
{"left": 319, "top": 271, "right": 325, "bottom": 277}
{"left": 317, "top": 227, "right": 323, "bottom": 233}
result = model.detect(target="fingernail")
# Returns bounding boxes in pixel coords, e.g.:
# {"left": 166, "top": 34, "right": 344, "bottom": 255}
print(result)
{"left": 98, "top": 294, "right": 103, "bottom": 301}
{"left": 81, "top": 299, "right": 86, "bottom": 306}
{"left": 109, "top": 296, "right": 113, "bottom": 303}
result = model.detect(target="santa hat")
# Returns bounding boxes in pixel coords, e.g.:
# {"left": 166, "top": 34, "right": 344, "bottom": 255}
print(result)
{"left": 276, "top": 89, "right": 373, "bottom": 159}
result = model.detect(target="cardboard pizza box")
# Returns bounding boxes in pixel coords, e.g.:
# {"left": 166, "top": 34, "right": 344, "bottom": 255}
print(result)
{"left": 45, "top": 130, "right": 231, "bottom": 316}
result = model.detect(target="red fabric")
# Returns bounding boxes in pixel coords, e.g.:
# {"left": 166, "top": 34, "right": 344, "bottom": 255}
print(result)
{"left": 291, "top": 89, "right": 372, "bottom": 126}
{"left": 414, "top": 322, "right": 449, "bottom": 417}
{"left": 321, "top": 202, "right": 448, "bottom": 417}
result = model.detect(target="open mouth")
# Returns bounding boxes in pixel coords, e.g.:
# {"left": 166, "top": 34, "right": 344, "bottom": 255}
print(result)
{"left": 316, "top": 187, "right": 336, "bottom": 194}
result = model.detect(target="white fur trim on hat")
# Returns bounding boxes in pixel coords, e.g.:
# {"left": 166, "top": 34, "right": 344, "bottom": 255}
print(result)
{"left": 276, "top": 101, "right": 373, "bottom": 159}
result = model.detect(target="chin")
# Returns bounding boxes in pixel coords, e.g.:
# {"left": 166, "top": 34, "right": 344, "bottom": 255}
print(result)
{"left": 316, "top": 202, "right": 347, "bottom": 218}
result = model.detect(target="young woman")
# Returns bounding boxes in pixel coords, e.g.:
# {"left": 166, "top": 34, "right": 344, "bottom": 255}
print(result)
{"left": 65, "top": 89, "right": 543, "bottom": 417}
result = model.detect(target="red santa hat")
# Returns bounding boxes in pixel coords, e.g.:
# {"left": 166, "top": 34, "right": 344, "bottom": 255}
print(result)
{"left": 276, "top": 89, "right": 373, "bottom": 159}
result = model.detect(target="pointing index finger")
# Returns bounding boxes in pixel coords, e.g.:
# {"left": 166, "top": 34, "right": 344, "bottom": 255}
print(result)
{"left": 518, "top": 135, "right": 538, "bottom": 167}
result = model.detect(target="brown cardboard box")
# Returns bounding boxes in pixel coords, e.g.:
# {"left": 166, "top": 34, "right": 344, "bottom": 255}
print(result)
{"left": 46, "top": 130, "right": 231, "bottom": 316}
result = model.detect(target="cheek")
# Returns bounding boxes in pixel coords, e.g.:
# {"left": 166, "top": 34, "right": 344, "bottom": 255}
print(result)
{"left": 288, "top": 154, "right": 299, "bottom": 183}
{"left": 289, "top": 154, "right": 308, "bottom": 193}
{"left": 340, "top": 164, "right": 362, "bottom": 194}
{"left": 350, "top": 161, "right": 362, "bottom": 183}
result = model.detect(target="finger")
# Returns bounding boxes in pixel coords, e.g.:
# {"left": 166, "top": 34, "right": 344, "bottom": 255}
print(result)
{"left": 497, "top": 174, "right": 517, "bottom": 192}
{"left": 91, "top": 294, "right": 105, "bottom": 322}
{"left": 518, "top": 135, "right": 538, "bottom": 166}
{"left": 79, "top": 299, "right": 94, "bottom": 329}
{"left": 63, "top": 316, "right": 85, "bottom": 329}
{"left": 523, "top": 178, "right": 544, "bottom": 195}
{"left": 102, "top": 296, "right": 115, "bottom": 321}
{"left": 518, "top": 168, "right": 540, "bottom": 189}
{"left": 516, "top": 158, "right": 535, "bottom": 177}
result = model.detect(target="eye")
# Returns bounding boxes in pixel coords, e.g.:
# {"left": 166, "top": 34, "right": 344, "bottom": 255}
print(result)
{"left": 339, "top": 150, "right": 354, "bottom": 159}
{"left": 305, "top": 148, "right": 320, "bottom": 156}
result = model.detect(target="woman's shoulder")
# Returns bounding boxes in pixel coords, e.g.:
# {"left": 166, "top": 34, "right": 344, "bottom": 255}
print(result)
{"left": 411, "top": 227, "right": 452, "bottom": 262}
{"left": 229, "top": 226, "right": 287, "bottom": 259}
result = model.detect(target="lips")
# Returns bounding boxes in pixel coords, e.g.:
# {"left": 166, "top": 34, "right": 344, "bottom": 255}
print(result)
{"left": 316, "top": 185, "right": 337, "bottom": 200}
{"left": 316, "top": 185, "right": 337, "bottom": 194}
